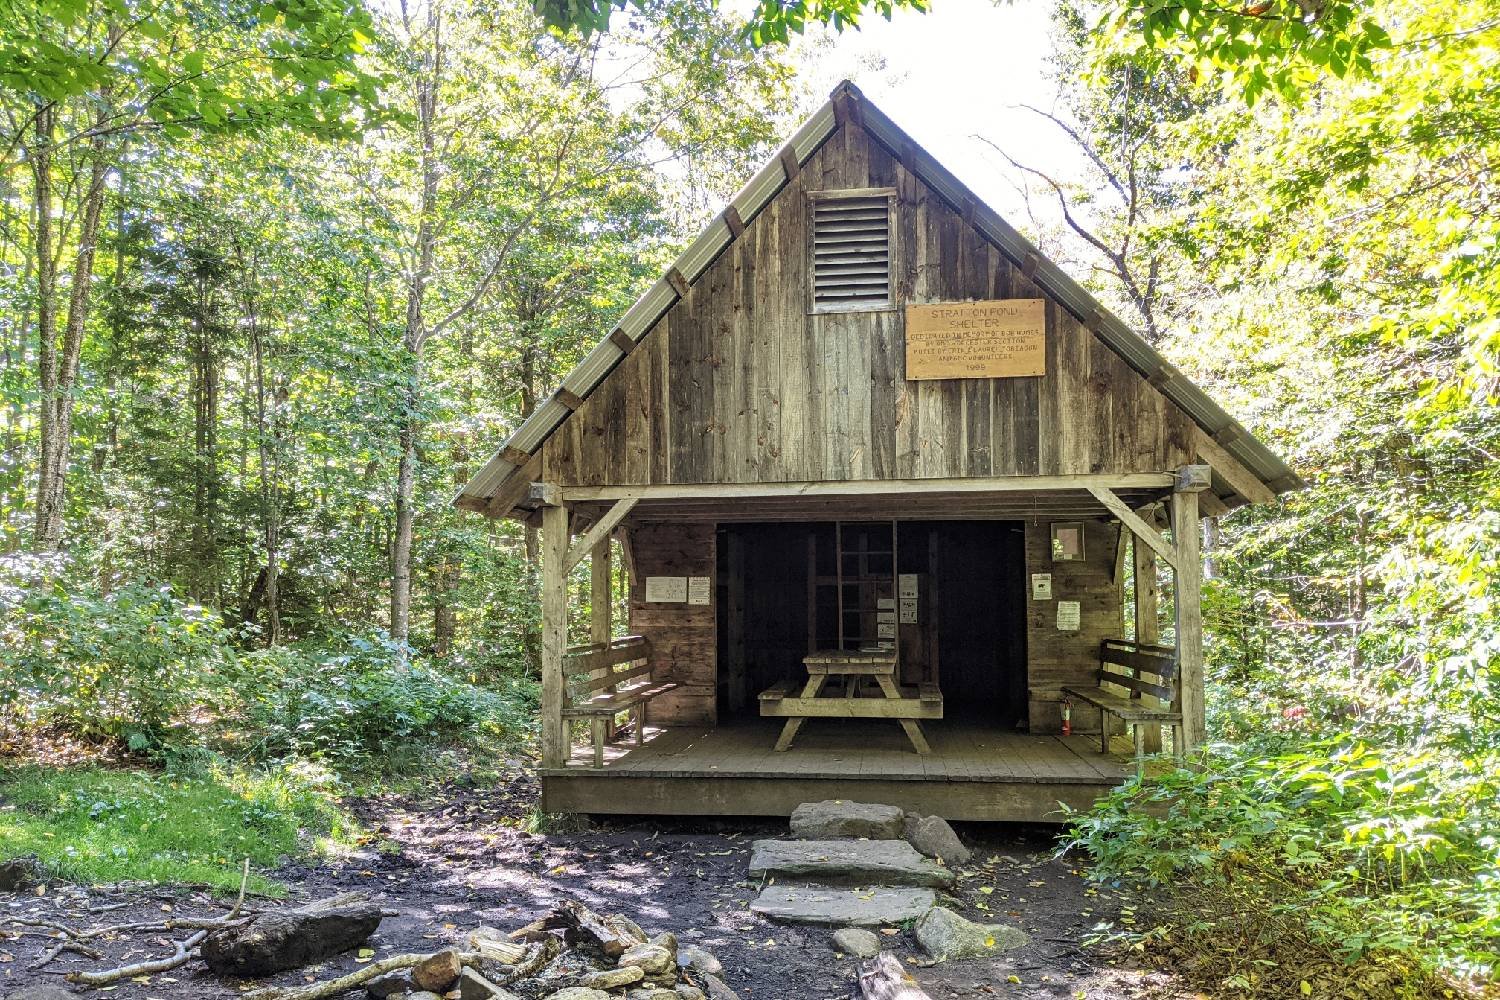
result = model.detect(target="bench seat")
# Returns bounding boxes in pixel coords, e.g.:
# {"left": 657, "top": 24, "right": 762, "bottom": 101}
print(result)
{"left": 1066, "top": 639, "right": 1183, "bottom": 758}
{"left": 561, "top": 636, "right": 677, "bottom": 767}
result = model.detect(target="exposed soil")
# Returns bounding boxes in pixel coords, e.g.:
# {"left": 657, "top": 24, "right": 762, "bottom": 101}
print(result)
{"left": 0, "top": 762, "right": 1188, "bottom": 999}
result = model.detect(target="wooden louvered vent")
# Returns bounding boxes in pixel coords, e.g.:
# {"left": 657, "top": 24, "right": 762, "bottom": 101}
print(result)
{"left": 811, "top": 192, "right": 892, "bottom": 311}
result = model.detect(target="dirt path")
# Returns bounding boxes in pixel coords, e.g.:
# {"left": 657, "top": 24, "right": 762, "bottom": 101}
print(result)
{"left": 1, "top": 767, "right": 1186, "bottom": 999}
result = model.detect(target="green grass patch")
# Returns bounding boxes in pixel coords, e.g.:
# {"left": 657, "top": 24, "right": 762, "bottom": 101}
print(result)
{"left": 0, "top": 762, "right": 359, "bottom": 895}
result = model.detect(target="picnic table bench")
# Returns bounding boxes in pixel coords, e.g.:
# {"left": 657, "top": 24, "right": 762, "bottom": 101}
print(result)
{"left": 759, "top": 651, "right": 942, "bottom": 754}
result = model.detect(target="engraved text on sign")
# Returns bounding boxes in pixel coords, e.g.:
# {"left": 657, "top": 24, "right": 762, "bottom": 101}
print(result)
{"left": 905, "top": 299, "right": 1046, "bottom": 380}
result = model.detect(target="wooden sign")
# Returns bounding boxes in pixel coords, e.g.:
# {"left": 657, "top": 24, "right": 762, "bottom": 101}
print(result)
{"left": 905, "top": 299, "right": 1046, "bottom": 380}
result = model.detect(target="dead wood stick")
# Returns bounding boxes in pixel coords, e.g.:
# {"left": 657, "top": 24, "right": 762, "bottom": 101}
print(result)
{"left": 857, "top": 953, "right": 934, "bottom": 1000}
{"left": 240, "top": 950, "right": 482, "bottom": 1000}
{"left": 66, "top": 928, "right": 209, "bottom": 986}
{"left": 492, "top": 936, "right": 562, "bottom": 986}
{"left": 58, "top": 857, "right": 251, "bottom": 984}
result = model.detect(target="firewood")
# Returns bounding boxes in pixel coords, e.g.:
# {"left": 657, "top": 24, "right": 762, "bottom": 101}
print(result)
{"left": 857, "top": 953, "right": 934, "bottom": 1000}
{"left": 241, "top": 950, "right": 482, "bottom": 1000}
{"left": 538, "top": 900, "right": 635, "bottom": 958}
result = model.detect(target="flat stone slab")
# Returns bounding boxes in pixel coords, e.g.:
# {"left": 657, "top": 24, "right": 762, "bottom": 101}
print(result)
{"left": 790, "top": 800, "right": 904, "bottom": 840}
{"left": 750, "top": 885, "right": 936, "bottom": 926}
{"left": 749, "top": 839, "right": 954, "bottom": 889}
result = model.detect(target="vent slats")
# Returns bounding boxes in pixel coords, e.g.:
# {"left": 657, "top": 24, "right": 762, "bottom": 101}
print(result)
{"left": 812, "top": 194, "right": 890, "bottom": 309}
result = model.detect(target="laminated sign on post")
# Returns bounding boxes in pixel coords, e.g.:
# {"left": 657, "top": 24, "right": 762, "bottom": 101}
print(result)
{"left": 905, "top": 299, "right": 1046, "bottom": 380}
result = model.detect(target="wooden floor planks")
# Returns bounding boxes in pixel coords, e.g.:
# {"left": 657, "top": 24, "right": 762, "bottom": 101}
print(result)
{"left": 556, "top": 716, "right": 1134, "bottom": 785}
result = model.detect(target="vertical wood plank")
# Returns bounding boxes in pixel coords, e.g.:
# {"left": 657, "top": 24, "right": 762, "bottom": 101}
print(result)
{"left": 1133, "top": 521, "right": 1163, "bottom": 753}
{"left": 1172, "top": 485, "right": 1205, "bottom": 750}
{"left": 541, "top": 501, "right": 569, "bottom": 767}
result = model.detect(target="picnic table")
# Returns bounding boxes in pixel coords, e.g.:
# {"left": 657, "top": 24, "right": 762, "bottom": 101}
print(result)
{"left": 758, "top": 651, "right": 943, "bottom": 754}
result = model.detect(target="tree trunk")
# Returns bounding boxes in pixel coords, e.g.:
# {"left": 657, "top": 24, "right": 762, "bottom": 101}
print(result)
{"left": 34, "top": 120, "right": 110, "bottom": 549}
{"left": 246, "top": 276, "right": 282, "bottom": 645}
{"left": 389, "top": 3, "right": 444, "bottom": 647}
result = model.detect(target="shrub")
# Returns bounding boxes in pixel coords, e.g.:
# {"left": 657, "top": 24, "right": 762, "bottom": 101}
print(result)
{"left": 232, "top": 634, "right": 537, "bottom": 767}
{"left": 0, "top": 567, "right": 235, "bottom": 752}
{"left": 1065, "top": 739, "right": 1500, "bottom": 994}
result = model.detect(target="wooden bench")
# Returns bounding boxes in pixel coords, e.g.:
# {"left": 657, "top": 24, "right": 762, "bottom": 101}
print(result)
{"left": 1062, "top": 639, "right": 1182, "bottom": 758}
{"left": 560, "top": 635, "right": 677, "bottom": 767}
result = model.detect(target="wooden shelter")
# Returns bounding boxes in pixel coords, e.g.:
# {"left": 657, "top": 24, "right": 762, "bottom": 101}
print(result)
{"left": 456, "top": 82, "right": 1300, "bottom": 822}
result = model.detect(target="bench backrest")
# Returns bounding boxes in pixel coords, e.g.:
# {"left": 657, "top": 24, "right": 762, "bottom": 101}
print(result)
{"left": 1098, "top": 639, "right": 1177, "bottom": 708}
{"left": 562, "top": 635, "right": 653, "bottom": 704}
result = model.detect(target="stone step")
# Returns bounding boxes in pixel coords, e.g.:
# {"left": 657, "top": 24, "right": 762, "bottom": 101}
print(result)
{"left": 749, "top": 839, "right": 954, "bottom": 889}
{"left": 789, "top": 799, "right": 904, "bottom": 840}
{"left": 750, "top": 885, "right": 936, "bottom": 927}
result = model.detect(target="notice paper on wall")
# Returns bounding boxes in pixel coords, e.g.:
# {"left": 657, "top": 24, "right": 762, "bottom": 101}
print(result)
{"left": 877, "top": 598, "right": 896, "bottom": 610}
{"left": 687, "top": 576, "right": 711, "bottom": 605}
{"left": 898, "top": 573, "right": 919, "bottom": 598}
{"left": 1031, "top": 573, "right": 1053, "bottom": 601}
{"left": 899, "top": 598, "right": 918, "bottom": 623}
{"left": 644, "top": 576, "right": 687, "bottom": 603}
{"left": 877, "top": 621, "right": 896, "bottom": 638}
{"left": 1056, "top": 600, "right": 1081, "bottom": 631}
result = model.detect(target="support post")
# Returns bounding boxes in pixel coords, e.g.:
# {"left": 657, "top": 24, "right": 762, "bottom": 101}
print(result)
{"left": 1172, "top": 467, "right": 1209, "bottom": 752}
{"left": 541, "top": 499, "right": 569, "bottom": 768}
{"left": 591, "top": 538, "right": 614, "bottom": 745}
{"left": 1134, "top": 513, "right": 1163, "bottom": 754}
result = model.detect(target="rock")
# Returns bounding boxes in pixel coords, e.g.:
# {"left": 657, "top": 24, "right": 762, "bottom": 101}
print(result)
{"left": 674, "top": 988, "right": 706, "bottom": 1000}
{"left": 411, "top": 948, "right": 463, "bottom": 991}
{"left": 365, "top": 971, "right": 413, "bottom": 998}
{"left": 200, "top": 896, "right": 384, "bottom": 977}
{"left": 618, "top": 942, "right": 675, "bottom": 976}
{"left": 913, "top": 906, "right": 1028, "bottom": 963}
{"left": 676, "top": 944, "right": 722, "bottom": 976}
{"left": 584, "top": 965, "right": 646, "bottom": 989}
{"left": 790, "top": 800, "right": 903, "bottom": 840}
{"left": 0, "top": 856, "right": 43, "bottom": 892}
{"left": 701, "top": 974, "right": 740, "bottom": 1000}
{"left": 542, "top": 990, "right": 611, "bottom": 1000}
{"left": 406, "top": 994, "right": 442, "bottom": 1000}
{"left": 4, "top": 987, "right": 78, "bottom": 1000}
{"left": 751, "top": 885, "right": 935, "bottom": 926}
{"left": 615, "top": 915, "right": 649, "bottom": 943}
{"left": 903, "top": 815, "right": 971, "bottom": 865}
{"left": 628, "top": 991, "right": 680, "bottom": 1000}
{"left": 650, "top": 930, "right": 678, "bottom": 957}
{"left": 457, "top": 967, "right": 522, "bottom": 1000}
{"left": 831, "top": 927, "right": 881, "bottom": 958}
{"left": 748, "top": 839, "right": 954, "bottom": 889}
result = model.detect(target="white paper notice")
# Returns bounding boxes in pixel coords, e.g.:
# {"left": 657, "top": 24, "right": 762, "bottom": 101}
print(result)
{"left": 1031, "top": 573, "right": 1052, "bottom": 601}
{"left": 877, "top": 621, "right": 896, "bottom": 638}
{"left": 1056, "top": 600, "right": 1081, "bottom": 631}
{"left": 687, "top": 576, "right": 711, "bottom": 605}
{"left": 898, "top": 573, "right": 919, "bottom": 598}
{"left": 877, "top": 610, "right": 896, "bottom": 623}
{"left": 644, "top": 576, "right": 687, "bottom": 603}
{"left": 877, "top": 597, "right": 896, "bottom": 610}
{"left": 899, "top": 598, "right": 918, "bottom": 623}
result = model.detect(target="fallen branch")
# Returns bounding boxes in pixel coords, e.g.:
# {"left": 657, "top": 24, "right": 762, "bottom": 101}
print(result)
{"left": 858, "top": 953, "right": 934, "bottom": 1000}
{"left": 66, "top": 929, "right": 209, "bottom": 986}
{"left": 241, "top": 950, "right": 482, "bottom": 1000}
{"left": 58, "top": 858, "right": 250, "bottom": 984}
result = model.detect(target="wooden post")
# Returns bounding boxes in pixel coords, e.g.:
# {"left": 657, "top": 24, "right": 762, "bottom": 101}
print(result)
{"left": 590, "top": 540, "right": 612, "bottom": 645}
{"left": 1133, "top": 519, "right": 1163, "bottom": 754}
{"left": 1172, "top": 467, "right": 1209, "bottom": 751}
{"left": 541, "top": 499, "right": 569, "bottom": 768}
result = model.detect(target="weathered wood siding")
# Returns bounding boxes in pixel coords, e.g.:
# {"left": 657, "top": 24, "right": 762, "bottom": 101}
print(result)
{"left": 626, "top": 523, "right": 716, "bottom": 726}
{"left": 1024, "top": 518, "right": 1123, "bottom": 733}
{"left": 542, "top": 123, "right": 1197, "bottom": 486}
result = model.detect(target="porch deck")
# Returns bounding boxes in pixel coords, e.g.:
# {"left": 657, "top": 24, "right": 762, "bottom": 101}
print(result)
{"left": 540, "top": 717, "right": 1140, "bottom": 823}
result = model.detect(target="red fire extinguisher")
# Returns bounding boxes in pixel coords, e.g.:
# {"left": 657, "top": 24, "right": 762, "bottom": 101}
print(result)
{"left": 1061, "top": 699, "right": 1073, "bottom": 736}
